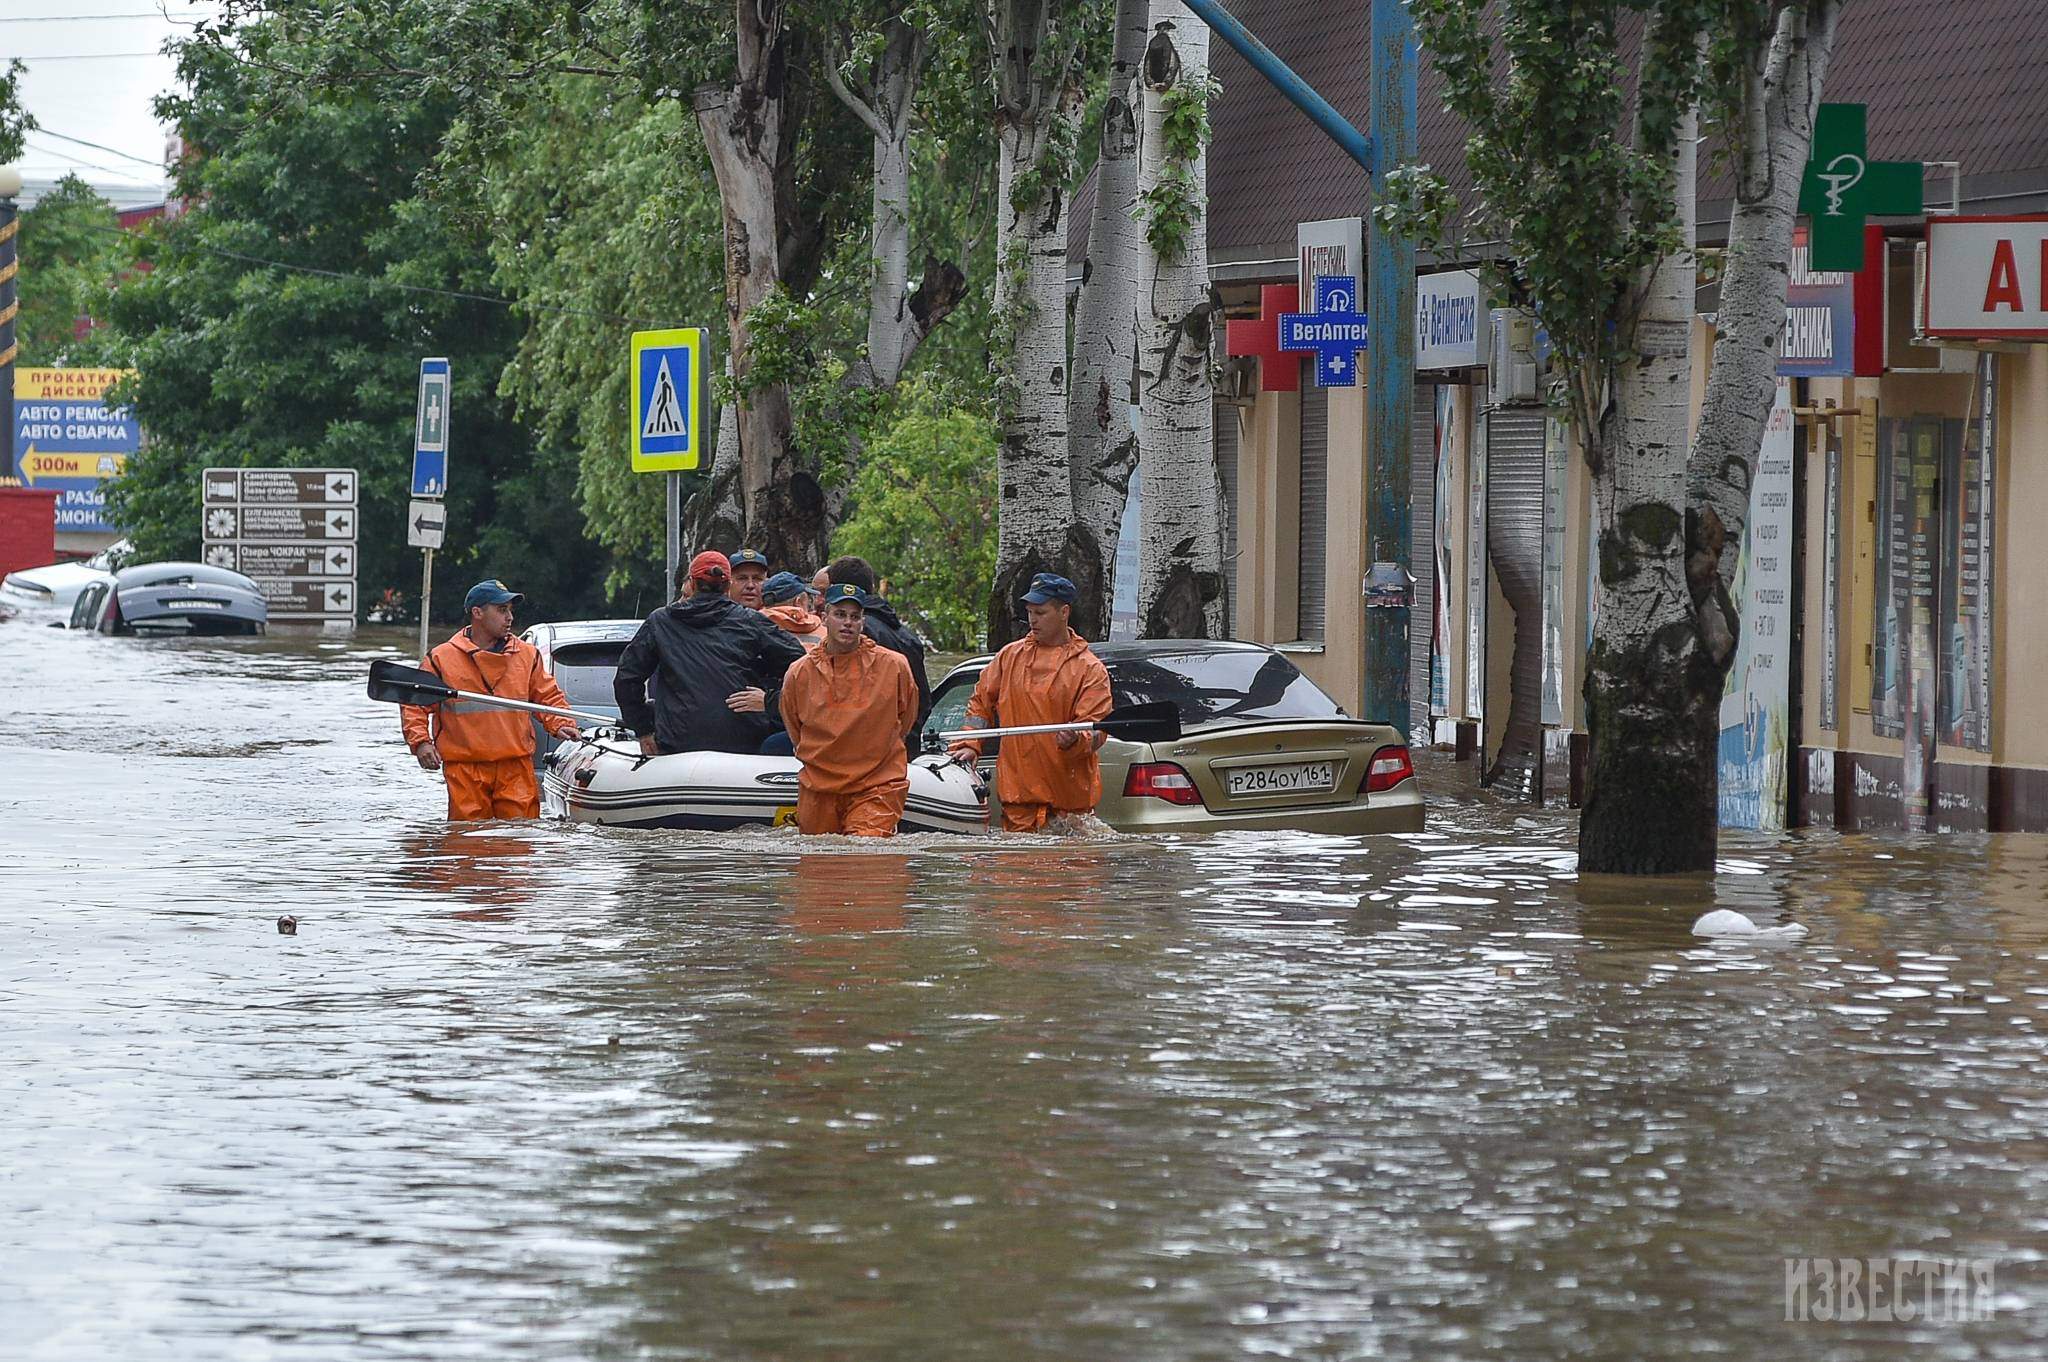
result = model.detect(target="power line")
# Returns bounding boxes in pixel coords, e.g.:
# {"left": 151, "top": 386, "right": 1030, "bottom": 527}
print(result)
{"left": 0, "top": 12, "right": 213, "bottom": 21}
{"left": 31, "top": 128, "right": 166, "bottom": 170}
{"left": 14, "top": 53, "right": 164, "bottom": 61}
{"left": 23, "top": 138, "right": 139, "bottom": 179}
{"left": 82, "top": 221, "right": 669, "bottom": 328}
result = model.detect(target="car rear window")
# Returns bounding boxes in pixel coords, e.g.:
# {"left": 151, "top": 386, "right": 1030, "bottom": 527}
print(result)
{"left": 1106, "top": 650, "right": 1343, "bottom": 728}
{"left": 550, "top": 641, "right": 629, "bottom": 708}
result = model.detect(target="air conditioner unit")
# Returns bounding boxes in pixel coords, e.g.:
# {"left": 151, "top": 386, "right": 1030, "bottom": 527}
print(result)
{"left": 1487, "top": 308, "right": 1541, "bottom": 405}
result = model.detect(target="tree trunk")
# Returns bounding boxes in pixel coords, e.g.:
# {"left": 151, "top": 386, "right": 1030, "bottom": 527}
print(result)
{"left": 1579, "top": 3, "right": 1842, "bottom": 875}
{"left": 1580, "top": 107, "right": 1707, "bottom": 874}
{"left": 826, "top": 20, "right": 966, "bottom": 391}
{"left": 1064, "top": 0, "right": 1148, "bottom": 639}
{"left": 984, "top": 0, "right": 1088, "bottom": 646}
{"left": 1135, "top": 3, "right": 1223, "bottom": 640}
{"left": 1689, "top": 2, "right": 1843, "bottom": 635}
{"left": 693, "top": 0, "right": 825, "bottom": 569}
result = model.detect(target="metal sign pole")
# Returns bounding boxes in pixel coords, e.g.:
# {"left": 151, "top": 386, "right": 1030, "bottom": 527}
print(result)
{"left": 665, "top": 471, "right": 681, "bottom": 599}
{"left": 419, "top": 547, "right": 433, "bottom": 657}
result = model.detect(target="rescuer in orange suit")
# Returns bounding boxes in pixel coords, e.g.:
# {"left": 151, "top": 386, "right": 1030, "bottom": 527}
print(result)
{"left": 778, "top": 583, "right": 920, "bottom": 837}
{"left": 947, "top": 572, "right": 1113, "bottom": 832}
{"left": 400, "top": 579, "right": 578, "bottom": 820}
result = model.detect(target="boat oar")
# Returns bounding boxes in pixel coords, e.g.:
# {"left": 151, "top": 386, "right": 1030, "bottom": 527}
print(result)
{"left": 367, "top": 658, "right": 614, "bottom": 727}
{"left": 936, "top": 700, "right": 1181, "bottom": 747}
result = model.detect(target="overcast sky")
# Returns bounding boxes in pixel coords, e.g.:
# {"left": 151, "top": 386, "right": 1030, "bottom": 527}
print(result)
{"left": 5, "top": 1, "right": 223, "bottom": 203}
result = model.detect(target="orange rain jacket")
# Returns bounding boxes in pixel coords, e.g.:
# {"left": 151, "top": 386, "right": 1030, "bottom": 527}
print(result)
{"left": 400, "top": 630, "right": 577, "bottom": 762}
{"left": 778, "top": 637, "right": 919, "bottom": 794}
{"left": 959, "top": 629, "right": 1113, "bottom": 813}
{"left": 762, "top": 602, "right": 827, "bottom": 650}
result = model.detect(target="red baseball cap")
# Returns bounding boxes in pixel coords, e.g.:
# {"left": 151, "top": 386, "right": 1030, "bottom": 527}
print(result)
{"left": 689, "top": 550, "right": 731, "bottom": 584}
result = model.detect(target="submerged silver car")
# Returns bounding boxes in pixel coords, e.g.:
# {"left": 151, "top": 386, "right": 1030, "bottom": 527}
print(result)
{"left": 921, "top": 640, "right": 1424, "bottom": 834}
{"left": 521, "top": 618, "right": 643, "bottom": 767}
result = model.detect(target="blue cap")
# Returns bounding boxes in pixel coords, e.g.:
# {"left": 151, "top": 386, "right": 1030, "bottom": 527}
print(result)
{"left": 464, "top": 579, "right": 523, "bottom": 611}
{"left": 819, "top": 583, "right": 868, "bottom": 610}
{"left": 1020, "top": 572, "right": 1076, "bottom": 605}
{"left": 729, "top": 549, "right": 770, "bottom": 570}
{"left": 761, "top": 571, "right": 808, "bottom": 605}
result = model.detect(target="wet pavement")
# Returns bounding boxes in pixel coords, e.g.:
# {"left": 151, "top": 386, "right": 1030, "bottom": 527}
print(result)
{"left": 3, "top": 616, "right": 2046, "bottom": 1359}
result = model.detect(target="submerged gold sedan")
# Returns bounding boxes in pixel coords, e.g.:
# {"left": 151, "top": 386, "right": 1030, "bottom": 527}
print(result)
{"left": 921, "top": 640, "right": 1424, "bottom": 834}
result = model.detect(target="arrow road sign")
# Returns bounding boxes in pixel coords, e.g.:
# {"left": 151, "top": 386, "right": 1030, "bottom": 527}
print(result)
{"left": 199, "top": 466, "right": 359, "bottom": 625}
{"left": 412, "top": 357, "right": 451, "bottom": 497}
{"left": 407, "top": 497, "right": 446, "bottom": 550}
{"left": 202, "top": 468, "right": 357, "bottom": 504}
{"left": 224, "top": 543, "right": 354, "bottom": 577}
{"left": 256, "top": 578, "right": 356, "bottom": 619}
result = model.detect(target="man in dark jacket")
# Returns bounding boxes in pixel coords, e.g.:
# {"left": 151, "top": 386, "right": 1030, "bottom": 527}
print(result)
{"left": 615, "top": 551, "right": 806, "bottom": 755}
{"left": 825, "top": 555, "right": 932, "bottom": 746}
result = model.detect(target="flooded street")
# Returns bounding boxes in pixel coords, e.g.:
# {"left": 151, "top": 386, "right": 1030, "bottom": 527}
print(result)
{"left": 3, "top": 618, "right": 2046, "bottom": 1360}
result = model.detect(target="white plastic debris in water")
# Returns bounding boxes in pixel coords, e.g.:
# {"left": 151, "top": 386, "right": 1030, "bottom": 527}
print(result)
{"left": 1693, "top": 909, "right": 1809, "bottom": 940}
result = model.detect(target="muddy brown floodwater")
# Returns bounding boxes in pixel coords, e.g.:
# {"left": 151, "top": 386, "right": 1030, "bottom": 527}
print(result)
{"left": 3, "top": 616, "right": 2046, "bottom": 1360}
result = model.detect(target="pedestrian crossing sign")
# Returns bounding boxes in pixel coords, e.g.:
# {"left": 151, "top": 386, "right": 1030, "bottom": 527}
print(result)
{"left": 630, "top": 328, "right": 707, "bottom": 472}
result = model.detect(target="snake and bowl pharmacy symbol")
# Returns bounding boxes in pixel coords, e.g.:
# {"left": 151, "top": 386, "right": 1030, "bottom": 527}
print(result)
{"left": 1278, "top": 276, "right": 1371, "bottom": 387}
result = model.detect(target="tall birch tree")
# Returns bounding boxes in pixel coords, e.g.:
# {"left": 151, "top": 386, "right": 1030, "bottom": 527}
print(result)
{"left": 1133, "top": 2, "right": 1223, "bottom": 638}
{"left": 1385, "top": 0, "right": 1843, "bottom": 875}
{"left": 983, "top": 0, "right": 1101, "bottom": 646}
{"left": 1064, "top": 0, "right": 1150, "bottom": 638}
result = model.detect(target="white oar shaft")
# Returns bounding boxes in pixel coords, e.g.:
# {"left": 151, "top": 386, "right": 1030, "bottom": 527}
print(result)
{"left": 936, "top": 720, "right": 1094, "bottom": 742}
{"left": 446, "top": 687, "right": 615, "bottom": 727}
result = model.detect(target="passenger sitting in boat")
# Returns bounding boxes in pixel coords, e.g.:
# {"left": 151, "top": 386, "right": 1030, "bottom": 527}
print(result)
{"left": 614, "top": 551, "right": 806, "bottom": 756}
{"left": 728, "top": 548, "right": 771, "bottom": 611}
{"left": 778, "top": 583, "right": 920, "bottom": 837}
{"left": 759, "top": 572, "right": 825, "bottom": 650}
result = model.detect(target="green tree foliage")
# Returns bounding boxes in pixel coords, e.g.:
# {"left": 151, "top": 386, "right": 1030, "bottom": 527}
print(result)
{"left": 833, "top": 380, "right": 997, "bottom": 652}
{"left": 16, "top": 176, "right": 134, "bottom": 367}
{"left": 0, "top": 59, "right": 32, "bottom": 165}
{"left": 99, "top": 27, "right": 614, "bottom": 624}
{"left": 473, "top": 81, "right": 725, "bottom": 597}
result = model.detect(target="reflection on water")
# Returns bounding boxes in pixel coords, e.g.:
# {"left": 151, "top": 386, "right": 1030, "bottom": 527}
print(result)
{"left": 2, "top": 617, "right": 2046, "bottom": 1359}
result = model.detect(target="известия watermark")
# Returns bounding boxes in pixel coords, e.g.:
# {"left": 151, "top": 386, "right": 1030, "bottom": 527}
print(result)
{"left": 1785, "top": 1257, "right": 1996, "bottom": 1323}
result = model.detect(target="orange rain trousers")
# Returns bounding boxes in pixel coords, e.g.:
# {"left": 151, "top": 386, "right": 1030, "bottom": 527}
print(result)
{"left": 443, "top": 755, "right": 541, "bottom": 821}
{"left": 796, "top": 781, "right": 909, "bottom": 837}
{"left": 998, "top": 801, "right": 1085, "bottom": 833}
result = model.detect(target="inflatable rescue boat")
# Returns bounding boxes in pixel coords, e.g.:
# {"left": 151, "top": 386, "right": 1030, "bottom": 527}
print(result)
{"left": 543, "top": 737, "right": 989, "bottom": 834}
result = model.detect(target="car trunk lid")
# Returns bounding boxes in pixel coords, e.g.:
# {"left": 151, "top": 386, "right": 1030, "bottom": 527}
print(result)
{"left": 1145, "top": 718, "right": 1402, "bottom": 811}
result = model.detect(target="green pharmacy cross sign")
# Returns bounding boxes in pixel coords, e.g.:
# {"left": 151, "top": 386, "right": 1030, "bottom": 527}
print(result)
{"left": 1798, "top": 103, "right": 1923, "bottom": 271}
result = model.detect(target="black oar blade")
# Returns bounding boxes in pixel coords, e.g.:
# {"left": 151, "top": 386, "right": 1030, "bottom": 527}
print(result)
{"left": 1096, "top": 700, "right": 1181, "bottom": 745}
{"left": 368, "top": 658, "right": 456, "bottom": 707}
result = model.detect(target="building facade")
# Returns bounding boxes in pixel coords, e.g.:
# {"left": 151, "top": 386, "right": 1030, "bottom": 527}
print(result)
{"left": 1191, "top": 0, "right": 2048, "bottom": 831}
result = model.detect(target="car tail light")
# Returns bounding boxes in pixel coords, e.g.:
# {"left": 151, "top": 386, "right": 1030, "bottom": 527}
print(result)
{"left": 1124, "top": 762, "right": 1203, "bottom": 806}
{"left": 1365, "top": 745, "right": 1415, "bottom": 793}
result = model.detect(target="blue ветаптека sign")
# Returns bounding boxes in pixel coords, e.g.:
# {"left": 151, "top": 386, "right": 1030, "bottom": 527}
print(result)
{"left": 11, "top": 367, "right": 141, "bottom": 535}
{"left": 1278, "top": 276, "right": 1371, "bottom": 387}
{"left": 630, "top": 328, "right": 706, "bottom": 472}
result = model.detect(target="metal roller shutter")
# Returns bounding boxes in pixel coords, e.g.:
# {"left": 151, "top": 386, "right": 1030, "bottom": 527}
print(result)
{"left": 1484, "top": 405, "right": 1547, "bottom": 800}
{"left": 1216, "top": 403, "right": 1239, "bottom": 637}
{"left": 1298, "top": 375, "right": 1327, "bottom": 642}
{"left": 1410, "top": 383, "right": 1439, "bottom": 738}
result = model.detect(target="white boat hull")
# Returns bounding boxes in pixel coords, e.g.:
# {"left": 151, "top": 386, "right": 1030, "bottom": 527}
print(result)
{"left": 543, "top": 737, "right": 988, "bottom": 834}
